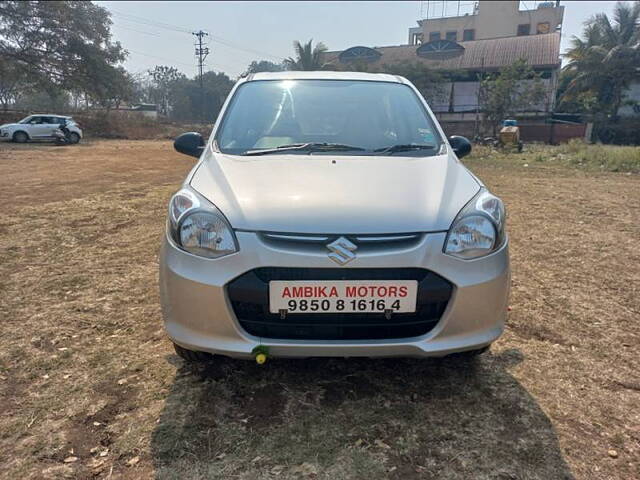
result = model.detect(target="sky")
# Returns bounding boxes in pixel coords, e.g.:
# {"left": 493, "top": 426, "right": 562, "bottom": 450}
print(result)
{"left": 97, "top": 1, "right": 620, "bottom": 79}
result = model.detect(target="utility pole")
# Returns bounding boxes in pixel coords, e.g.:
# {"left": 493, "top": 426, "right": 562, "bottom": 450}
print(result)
{"left": 192, "top": 30, "right": 209, "bottom": 122}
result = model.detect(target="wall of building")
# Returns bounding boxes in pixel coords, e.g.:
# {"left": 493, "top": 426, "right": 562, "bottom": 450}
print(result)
{"left": 519, "top": 122, "right": 588, "bottom": 143}
{"left": 438, "top": 117, "right": 589, "bottom": 144}
{"left": 427, "top": 77, "right": 555, "bottom": 114}
{"left": 133, "top": 110, "right": 158, "bottom": 120}
{"left": 412, "top": 14, "right": 477, "bottom": 44}
{"left": 410, "top": 0, "right": 564, "bottom": 44}
{"left": 619, "top": 81, "right": 640, "bottom": 117}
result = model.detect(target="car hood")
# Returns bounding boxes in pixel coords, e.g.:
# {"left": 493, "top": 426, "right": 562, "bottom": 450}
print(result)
{"left": 190, "top": 151, "right": 480, "bottom": 234}
{"left": 0, "top": 123, "right": 16, "bottom": 128}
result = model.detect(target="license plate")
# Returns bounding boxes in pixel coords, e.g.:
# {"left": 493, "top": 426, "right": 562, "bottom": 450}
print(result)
{"left": 269, "top": 280, "right": 418, "bottom": 314}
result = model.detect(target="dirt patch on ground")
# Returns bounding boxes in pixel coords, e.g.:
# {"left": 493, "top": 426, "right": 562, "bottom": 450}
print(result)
{"left": 0, "top": 140, "right": 193, "bottom": 208}
{"left": 0, "top": 140, "right": 638, "bottom": 479}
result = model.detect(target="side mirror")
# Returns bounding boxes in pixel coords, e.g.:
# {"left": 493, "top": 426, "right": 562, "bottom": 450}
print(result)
{"left": 449, "top": 135, "right": 472, "bottom": 159}
{"left": 174, "top": 132, "right": 205, "bottom": 158}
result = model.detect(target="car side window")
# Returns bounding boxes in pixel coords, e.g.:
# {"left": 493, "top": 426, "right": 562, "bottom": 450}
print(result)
{"left": 28, "top": 117, "right": 42, "bottom": 125}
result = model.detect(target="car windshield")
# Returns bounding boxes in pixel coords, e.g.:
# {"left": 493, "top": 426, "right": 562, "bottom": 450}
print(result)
{"left": 215, "top": 79, "right": 444, "bottom": 156}
{"left": 18, "top": 116, "right": 33, "bottom": 124}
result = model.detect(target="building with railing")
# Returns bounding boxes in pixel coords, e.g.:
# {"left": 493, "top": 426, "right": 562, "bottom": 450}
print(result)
{"left": 408, "top": 1, "right": 564, "bottom": 45}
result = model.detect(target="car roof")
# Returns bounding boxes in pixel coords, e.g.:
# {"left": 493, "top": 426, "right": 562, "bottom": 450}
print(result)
{"left": 29, "top": 114, "right": 73, "bottom": 118}
{"left": 246, "top": 71, "right": 407, "bottom": 84}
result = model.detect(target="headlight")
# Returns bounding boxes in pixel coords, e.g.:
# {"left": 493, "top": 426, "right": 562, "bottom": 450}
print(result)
{"left": 444, "top": 189, "right": 506, "bottom": 259}
{"left": 168, "top": 187, "right": 238, "bottom": 259}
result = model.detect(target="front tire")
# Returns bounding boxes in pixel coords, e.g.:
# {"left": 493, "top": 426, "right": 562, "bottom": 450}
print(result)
{"left": 69, "top": 132, "right": 80, "bottom": 144}
{"left": 173, "top": 343, "right": 213, "bottom": 363}
{"left": 13, "top": 131, "right": 28, "bottom": 143}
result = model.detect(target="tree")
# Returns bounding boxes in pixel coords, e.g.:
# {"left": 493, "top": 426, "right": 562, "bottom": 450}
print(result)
{"left": 283, "top": 40, "right": 328, "bottom": 71}
{"left": 0, "top": 60, "right": 30, "bottom": 111}
{"left": 560, "top": 1, "right": 640, "bottom": 117}
{"left": 479, "top": 59, "right": 547, "bottom": 134}
{"left": 13, "top": 85, "right": 71, "bottom": 112}
{"left": 0, "top": 1, "right": 127, "bottom": 96}
{"left": 171, "top": 71, "right": 234, "bottom": 123}
{"left": 320, "top": 57, "right": 449, "bottom": 107}
{"left": 245, "top": 60, "right": 284, "bottom": 74}
{"left": 130, "top": 67, "right": 233, "bottom": 122}
{"left": 148, "top": 66, "right": 185, "bottom": 116}
{"left": 129, "top": 72, "right": 155, "bottom": 105}
{"left": 379, "top": 62, "right": 449, "bottom": 108}
{"left": 555, "top": 69, "right": 600, "bottom": 114}
{"left": 91, "top": 67, "right": 136, "bottom": 109}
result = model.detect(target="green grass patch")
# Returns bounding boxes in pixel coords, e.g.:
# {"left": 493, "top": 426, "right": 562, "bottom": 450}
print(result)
{"left": 468, "top": 140, "right": 640, "bottom": 173}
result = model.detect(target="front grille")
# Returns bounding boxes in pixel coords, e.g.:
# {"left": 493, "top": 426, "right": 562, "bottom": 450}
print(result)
{"left": 227, "top": 268, "right": 453, "bottom": 340}
{"left": 259, "top": 232, "right": 424, "bottom": 255}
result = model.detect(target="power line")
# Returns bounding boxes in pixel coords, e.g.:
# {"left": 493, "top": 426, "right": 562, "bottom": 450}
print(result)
{"left": 116, "top": 25, "right": 248, "bottom": 70}
{"left": 109, "top": 9, "right": 285, "bottom": 61}
{"left": 116, "top": 24, "right": 164, "bottom": 38}
{"left": 126, "top": 49, "right": 194, "bottom": 68}
{"left": 109, "top": 9, "right": 192, "bottom": 34}
{"left": 207, "top": 34, "right": 285, "bottom": 61}
{"left": 126, "top": 48, "right": 238, "bottom": 74}
{"left": 135, "top": 48, "right": 245, "bottom": 72}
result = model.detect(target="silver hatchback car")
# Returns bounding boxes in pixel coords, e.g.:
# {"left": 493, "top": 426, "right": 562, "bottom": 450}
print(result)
{"left": 160, "top": 71, "right": 509, "bottom": 363}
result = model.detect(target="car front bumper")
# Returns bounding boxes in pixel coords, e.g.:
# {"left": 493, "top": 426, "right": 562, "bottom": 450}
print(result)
{"left": 159, "top": 231, "right": 510, "bottom": 359}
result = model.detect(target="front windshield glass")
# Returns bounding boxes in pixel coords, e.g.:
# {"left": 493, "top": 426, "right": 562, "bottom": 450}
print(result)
{"left": 19, "top": 116, "right": 33, "bottom": 124}
{"left": 216, "top": 80, "right": 443, "bottom": 155}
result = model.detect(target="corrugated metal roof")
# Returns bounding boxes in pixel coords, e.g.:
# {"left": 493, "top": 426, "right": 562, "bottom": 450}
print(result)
{"left": 324, "top": 33, "right": 561, "bottom": 70}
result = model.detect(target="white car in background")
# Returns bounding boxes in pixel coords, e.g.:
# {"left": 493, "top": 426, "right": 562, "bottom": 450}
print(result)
{"left": 0, "top": 114, "right": 83, "bottom": 144}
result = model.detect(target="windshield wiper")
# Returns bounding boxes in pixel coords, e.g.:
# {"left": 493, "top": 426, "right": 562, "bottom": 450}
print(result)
{"left": 373, "top": 144, "right": 437, "bottom": 155}
{"left": 244, "top": 142, "right": 366, "bottom": 156}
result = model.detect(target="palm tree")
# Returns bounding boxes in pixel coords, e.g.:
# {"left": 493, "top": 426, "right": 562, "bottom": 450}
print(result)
{"left": 283, "top": 39, "right": 328, "bottom": 71}
{"left": 561, "top": 1, "right": 640, "bottom": 116}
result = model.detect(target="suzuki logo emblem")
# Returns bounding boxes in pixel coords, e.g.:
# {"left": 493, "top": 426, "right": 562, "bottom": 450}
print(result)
{"left": 327, "top": 236, "right": 357, "bottom": 265}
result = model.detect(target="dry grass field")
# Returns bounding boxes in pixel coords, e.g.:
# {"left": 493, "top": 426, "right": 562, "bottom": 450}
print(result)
{"left": 0, "top": 140, "right": 638, "bottom": 479}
